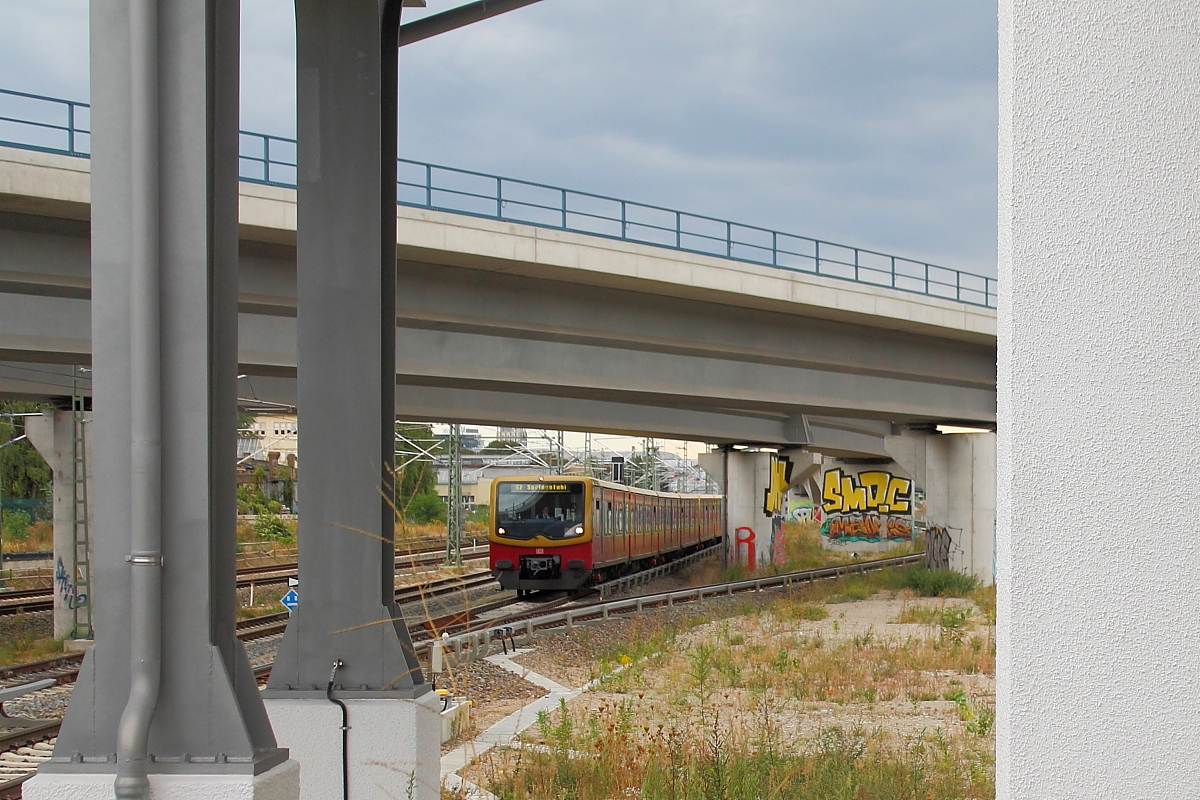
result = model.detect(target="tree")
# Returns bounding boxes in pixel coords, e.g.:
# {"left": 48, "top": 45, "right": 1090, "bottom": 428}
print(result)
{"left": 406, "top": 491, "right": 446, "bottom": 525}
{"left": 395, "top": 422, "right": 438, "bottom": 517}
{"left": 0, "top": 401, "right": 51, "bottom": 500}
{"left": 481, "top": 439, "right": 521, "bottom": 454}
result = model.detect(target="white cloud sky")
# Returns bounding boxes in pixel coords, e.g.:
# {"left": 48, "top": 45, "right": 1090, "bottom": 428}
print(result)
{"left": 0, "top": 0, "right": 997, "bottom": 277}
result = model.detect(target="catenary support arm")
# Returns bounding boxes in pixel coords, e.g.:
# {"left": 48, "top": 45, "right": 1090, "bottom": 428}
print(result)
{"left": 397, "top": 0, "right": 547, "bottom": 47}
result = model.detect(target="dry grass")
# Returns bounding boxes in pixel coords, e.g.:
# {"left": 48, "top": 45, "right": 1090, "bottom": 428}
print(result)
{"left": 475, "top": 700, "right": 992, "bottom": 800}
{"left": 459, "top": 567, "right": 995, "bottom": 800}
{"left": 0, "top": 618, "right": 63, "bottom": 668}
{"left": 1, "top": 521, "right": 53, "bottom": 553}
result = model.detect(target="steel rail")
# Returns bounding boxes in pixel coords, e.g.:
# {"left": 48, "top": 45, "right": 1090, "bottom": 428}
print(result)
{"left": 0, "top": 551, "right": 925, "bottom": 797}
{"left": 442, "top": 553, "right": 926, "bottom": 662}
{"left": 0, "top": 544, "right": 490, "bottom": 616}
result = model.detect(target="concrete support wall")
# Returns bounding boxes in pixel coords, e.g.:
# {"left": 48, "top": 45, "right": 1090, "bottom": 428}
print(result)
{"left": 723, "top": 451, "right": 770, "bottom": 567}
{"left": 887, "top": 431, "right": 995, "bottom": 583}
{"left": 999, "top": 2, "right": 1200, "bottom": 795}
{"left": 699, "top": 450, "right": 786, "bottom": 569}
{"left": 25, "top": 411, "right": 92, "bottom": 641}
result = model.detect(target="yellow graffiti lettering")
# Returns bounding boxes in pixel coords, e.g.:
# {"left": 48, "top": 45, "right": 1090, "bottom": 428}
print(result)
{"left": 883, "top": 475, "right": 912, "bottom": 513}
{"left": 822, "top": 469, "right": 844, "bottom": 513}
{"left": 763, "top": 455, "right": 792, "bottom": 515}
{"left": 858, "top": 471, "right": 891, "bottom": 510}
{"left": 840, "top": 476, "right": 868, "bottom": 511}
{"left": 821, "top": 468, "right": 912, "bottom": 515}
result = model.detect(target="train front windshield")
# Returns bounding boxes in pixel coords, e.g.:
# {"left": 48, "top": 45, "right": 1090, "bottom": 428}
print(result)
{"left": 496, "top": 482, "right": 585, "bottom": 540}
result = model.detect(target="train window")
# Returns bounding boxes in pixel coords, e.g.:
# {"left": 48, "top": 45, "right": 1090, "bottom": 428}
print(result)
{"left": 495, "top": 481, "right": 585, "bottom": 540}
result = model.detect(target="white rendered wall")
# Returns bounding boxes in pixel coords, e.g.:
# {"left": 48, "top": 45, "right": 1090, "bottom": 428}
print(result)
{"left": 998, "top": 2, "right": 1200, "bottom": 797}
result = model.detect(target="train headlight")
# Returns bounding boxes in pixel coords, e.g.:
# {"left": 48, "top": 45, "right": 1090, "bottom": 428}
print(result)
{"left": 497, "top": 527, "right": 506, "bottom": 535}
{"left": 567, "top": 525, "right": 584, "bottom": 537}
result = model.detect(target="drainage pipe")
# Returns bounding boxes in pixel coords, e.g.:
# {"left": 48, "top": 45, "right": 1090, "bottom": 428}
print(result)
{"left": 114, "top": 0, "right": 163, "bottom": 796}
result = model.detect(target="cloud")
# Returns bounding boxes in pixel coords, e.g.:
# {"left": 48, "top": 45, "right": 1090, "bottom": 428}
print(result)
{"left": 0, "top": 0, "right": 998, "bottom": 276}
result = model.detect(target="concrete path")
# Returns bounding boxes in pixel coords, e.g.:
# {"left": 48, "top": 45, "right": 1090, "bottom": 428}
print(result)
{"left": 440, "top": 649, "right": 595, "bottom": 799}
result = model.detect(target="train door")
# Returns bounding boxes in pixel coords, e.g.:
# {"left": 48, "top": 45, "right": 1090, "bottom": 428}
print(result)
{"left": 618, "top": 493, "right": 628, "bottom": 562}
{"left": 638, "top": 494, "right": 648, "bottom": 556}
{"left": 692, "top": 500, "right": 699, "bottom": 545}
{"left": 636, "top": 495, "right": 644, "bottom": 558}
{"left": 633, "top": 495, "right": 644, "bottom": 559}
{"left": 593, "top": 488, "right": 605, "bottom": 565}
{"left": 644, "top": 496, "right": 653, "bottom": 559}
{"left": 653, "top": 501, "right": 662, "bottom": 557}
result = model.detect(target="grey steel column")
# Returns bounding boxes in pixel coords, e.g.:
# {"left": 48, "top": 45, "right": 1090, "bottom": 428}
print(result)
{"left": 41, "top": 0, "right": 286, "bottom": 776}
{"left": 265, "top": 0, "right": 425, "bottom": 697}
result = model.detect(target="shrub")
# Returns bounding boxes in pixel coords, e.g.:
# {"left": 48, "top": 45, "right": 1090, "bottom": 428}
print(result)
{"left": 406, "top": 491, "right": 446, "bottom": 525}
{"left": 253, "top": 512, "right": 292, "bottom": 541}
{"left": 2, "top": 510, "right": 31, "bottom": 542}
{"left": 898, "top": 567, "right": 979, "bottom": 597}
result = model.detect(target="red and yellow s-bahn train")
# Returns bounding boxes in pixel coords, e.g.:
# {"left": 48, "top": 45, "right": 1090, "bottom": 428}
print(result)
{"left": 488, "top": 475, "right": 723, "bottom": 593}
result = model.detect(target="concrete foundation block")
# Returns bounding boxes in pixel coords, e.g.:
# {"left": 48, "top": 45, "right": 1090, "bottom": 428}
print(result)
{"left": 441, "top": 698, "right": 470, "bottom": 744}
{"left": 264, "top": 694, "right": 439, "bottom": 800}
{"left": 22, "top": 759, "right": 299, "bottom": 800}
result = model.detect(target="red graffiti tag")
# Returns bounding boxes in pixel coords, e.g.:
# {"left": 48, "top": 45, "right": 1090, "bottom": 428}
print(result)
{"left": 734, "top": 526, "right": 756, "bottom": 568}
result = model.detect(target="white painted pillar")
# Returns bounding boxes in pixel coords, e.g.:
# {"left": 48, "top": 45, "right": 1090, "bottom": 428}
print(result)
{"left": 999, "top": 1, "right": 1200, "bottom": 794}
{"left": 722, "top": 451, "right": 775, "bottom": 568}
{"left": 887, "top": 431, "right": 995, "bottom": 584}
{"left": 944, "top": 433, "right": 995, "bottom": 582}
{"left": 25, "top": 411, "right": 92, "bottom": 641}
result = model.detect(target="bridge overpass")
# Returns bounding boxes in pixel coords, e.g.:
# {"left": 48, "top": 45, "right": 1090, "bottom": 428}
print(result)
{"left": 6, "top": 33, "right": 1000, "bottom": 798}
{"left": 0, "top": 117, "right": 995, "bottom": 458}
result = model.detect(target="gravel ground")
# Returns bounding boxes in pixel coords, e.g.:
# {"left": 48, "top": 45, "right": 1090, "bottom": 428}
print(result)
{"left": 510, "top": 592, "right": 753, "bottom": 688}
{"left": 0, "top": 610, "right": 52, "bottom": 642}
{"left": 244, "top": 633, "right": 284, "bottom": 669}
{"left": 4, "top": 683, "right": 72, "bottom": 720}
{"left": 542, "top": 592, "right": 995, "bottom": 750}
{"left": 437, "top": 657, "right": 548, "bottom": 753}
{"left": 0, "top": 554, "right": 724, "bottom": 742}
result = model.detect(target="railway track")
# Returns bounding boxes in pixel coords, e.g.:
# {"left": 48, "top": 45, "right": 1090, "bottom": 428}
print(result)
{"left": 0, "top": 565, "right": 505, "bottom": 795}
{"left": 235, "top": 569, "right": 498, "bottom": 642}
{"left": 0, "top": 544, "right": 488, "bottom": 616}
{"left": 3, "top": 544, "right": 922, "bottom": 796}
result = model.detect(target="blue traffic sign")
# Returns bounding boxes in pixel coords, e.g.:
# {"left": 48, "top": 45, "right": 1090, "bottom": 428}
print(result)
{"left": 280, "top": 589, "right": 299, "bottom": 612}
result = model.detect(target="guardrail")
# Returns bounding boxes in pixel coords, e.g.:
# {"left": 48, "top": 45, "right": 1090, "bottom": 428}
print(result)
{"left": 441, "top": 552, "right": 925, "bottom": 663}
{"left": 597, "top": 543, "right": 722, "bottom": 600}
{"left": 0, "top": 87, "right": 996, "bottom": 308}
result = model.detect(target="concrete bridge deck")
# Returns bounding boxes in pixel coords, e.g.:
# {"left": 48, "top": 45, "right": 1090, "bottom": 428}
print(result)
{"left": 0, "top": 143, "right": 996, "bottom": 454}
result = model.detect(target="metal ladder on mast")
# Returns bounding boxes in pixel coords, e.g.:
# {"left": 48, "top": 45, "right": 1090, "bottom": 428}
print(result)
{"left": 445, "top": 423, "right": 462, "bottom": 567}
{"left": 70, "top": 369, "right": 92, "bottom": 639}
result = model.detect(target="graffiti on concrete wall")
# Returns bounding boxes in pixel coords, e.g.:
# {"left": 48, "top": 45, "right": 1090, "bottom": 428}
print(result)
{"left": 55, "top": 556, "right": 87, "bottom": 610}
{"left": 733, "top": 526, "right": 756, "bottom": 567}
{"left": 786, "top": 495, "right": 823, "bottom": 524}
{"left": 819, "top": 467, "right": 914, "bottom": 544}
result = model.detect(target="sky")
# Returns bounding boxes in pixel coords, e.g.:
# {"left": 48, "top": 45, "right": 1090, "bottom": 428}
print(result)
{"left": 0, "top": 0, "right": 998, "bottom": 277}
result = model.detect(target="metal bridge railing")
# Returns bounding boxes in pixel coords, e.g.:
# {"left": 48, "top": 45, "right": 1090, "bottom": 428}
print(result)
{"left": 0, "top": 87, "right": 996, "bottom": 309}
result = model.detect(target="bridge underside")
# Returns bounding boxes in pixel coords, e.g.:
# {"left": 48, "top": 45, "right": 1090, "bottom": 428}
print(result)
{"left": 0, "top": 171, "right": 995, "bottom": 459}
